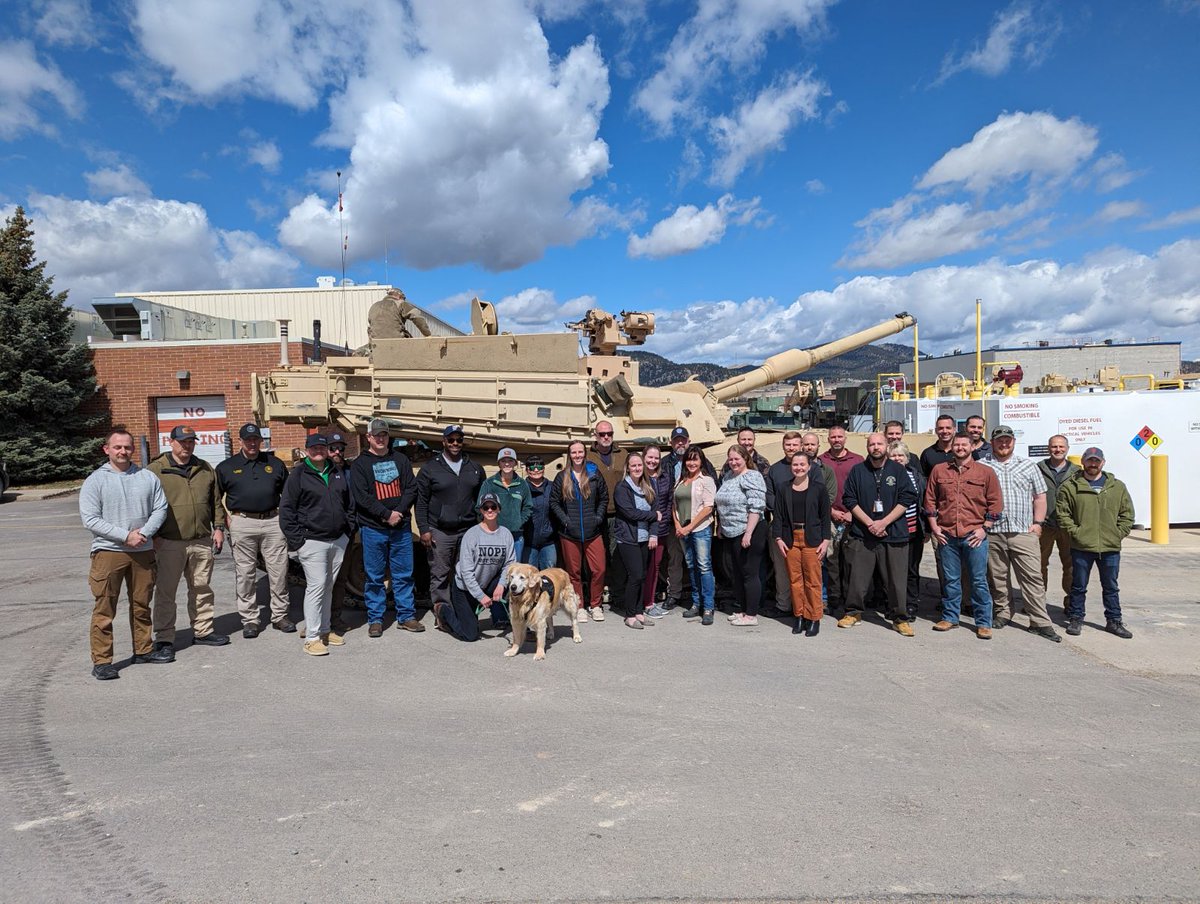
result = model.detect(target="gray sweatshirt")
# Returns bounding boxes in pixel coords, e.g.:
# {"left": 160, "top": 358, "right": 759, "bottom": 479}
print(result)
{"left": 79, "top": 462, "right": 168, "bottom": 553}
{"left": 454, "top": 523, "right": 515, "bottom": 601}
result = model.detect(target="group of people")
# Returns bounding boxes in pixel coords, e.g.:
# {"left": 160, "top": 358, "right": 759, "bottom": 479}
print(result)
{"left": 79, "top": 414, "right": 1135, "bottom": 680}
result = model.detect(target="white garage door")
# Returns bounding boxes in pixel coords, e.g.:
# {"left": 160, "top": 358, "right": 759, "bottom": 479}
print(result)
{"left": 156, "top": 395, "right": 229, "bottom": 467}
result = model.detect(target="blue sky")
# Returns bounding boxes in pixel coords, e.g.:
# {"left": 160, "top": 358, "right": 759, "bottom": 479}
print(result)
{"left": 3, "top": 0, "right": 1199, "bottom": 362}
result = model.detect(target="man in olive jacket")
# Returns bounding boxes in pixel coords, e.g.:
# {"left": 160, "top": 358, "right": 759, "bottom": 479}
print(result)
{"left": 1055, "top": 447, "right": 1134, "bottom": 639}
{"left": 147, "top": 425, "right": 229, "bottom": 657}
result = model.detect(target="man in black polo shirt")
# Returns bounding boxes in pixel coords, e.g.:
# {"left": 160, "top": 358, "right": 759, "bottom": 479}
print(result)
{"left": 216, "top": 424, "right": 294, "bottom": 638}
{"left": 839, "top": 432, "right": 918, "bottom": 635}
{"left": 920, "top": 414, "right": 957, "bottom": 477}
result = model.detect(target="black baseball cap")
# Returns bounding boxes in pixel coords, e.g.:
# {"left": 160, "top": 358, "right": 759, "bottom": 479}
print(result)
{"left": 478, "top": 491, "right": 502, "bottom": 511}
{"left": 670, "top": 426, "right": 689, "bottom": 441}
{"left": 169, "top": 425, "right": 198, "bottom": 441}
{"left": 305, "top": 434, "right": 329, "bottom": 449}
{"left": 239, "top": 423, "right": 262, "bottom": 440}
{"left": 443, "top": 424, "right": 465, "bottom": 438}
{"left": 328, "top": 432, "right": 346, "bottom": 446}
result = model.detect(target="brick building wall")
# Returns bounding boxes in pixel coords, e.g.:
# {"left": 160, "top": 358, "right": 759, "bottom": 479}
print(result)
{"left": 85, "top": 338, "right": 361, "bottom": 464}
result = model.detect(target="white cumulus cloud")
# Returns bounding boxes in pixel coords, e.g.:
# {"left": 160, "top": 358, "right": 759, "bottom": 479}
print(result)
{"left": 627, "top": 194, "right": 763, "bottom": 259}
{"left": 0, "top": 39, "right": 83, "bottom": 139}
{"left": 127, "top": 0, "right": 616, "bottom": 272}
{"left": 26, "top": 194, "right": 299, "bottom": 305}
{"left": 709, "top": 73, "right": 827, "bottom": 186}
{"left": 935, "top": 2, "right": 1062, "bottom": 84}
{"left": 646, "top": 239, "right": 1200, "bottom": 365}
{"left": 844, "top": 111, "right": 1106, "bottom": 269}
{"left": 918, "top": 111, "right": 1098, "bottom": 194}
{"left": 31, "top": 0, "right": 99, "bottom": 47}
{"left": 633, "top": 0, "right": 835, "bottom": 131}
{"left": 492, "top": 287, "right": 595, "bottom": 332}
{"left": 84, "top": 164, "right": 151, "bottom": 199}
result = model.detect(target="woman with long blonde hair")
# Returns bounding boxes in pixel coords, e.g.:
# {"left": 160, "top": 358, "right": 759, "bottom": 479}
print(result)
{"left": 550, "top": 440, "right": 608, "bottom": 621}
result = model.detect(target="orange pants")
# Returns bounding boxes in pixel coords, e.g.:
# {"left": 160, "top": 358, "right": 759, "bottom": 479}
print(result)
{"left": 784, "top": 530, "right": 823, "bottom": 621}
{"left": 88, "top": 550, "right": 156, "bottom": 664}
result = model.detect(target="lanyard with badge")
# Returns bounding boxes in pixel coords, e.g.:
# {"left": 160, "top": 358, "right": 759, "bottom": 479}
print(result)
{"left": 872, "top": 465, "right": 885, "bottom": 515}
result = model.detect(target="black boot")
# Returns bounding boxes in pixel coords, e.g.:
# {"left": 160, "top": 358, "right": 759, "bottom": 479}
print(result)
{"left": 793, "top": 617, "right": 804, "bottom": 635}
{"left": 805, "top": 617, "right": 821, "bottom": 637}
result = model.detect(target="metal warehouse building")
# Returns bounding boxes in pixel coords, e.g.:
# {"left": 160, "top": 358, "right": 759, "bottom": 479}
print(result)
{"left": 91, "top": 281, "right": 461, "bottom": 350}
{"left": 897, "top": 340, "right": 1181, "bottom": 388}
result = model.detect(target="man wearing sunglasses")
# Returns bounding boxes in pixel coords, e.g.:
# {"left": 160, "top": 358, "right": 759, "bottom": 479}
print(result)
{"left": 586, "top": 421, "right": 628, "bottom": 609}
{"left": 415, "top": 425, "right": 486, "bottom": 618}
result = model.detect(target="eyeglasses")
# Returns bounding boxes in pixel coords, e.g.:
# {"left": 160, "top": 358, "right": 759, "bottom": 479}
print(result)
{"left": 330, "top": 445, "right": 346, "bottom": 452}
{"left": 596, "top": 431, "right": 613, "bottom": 437}
{"left": 444, "top": 437, "right": 463, "bottom": 445}
{"left": 480, "top": 504, "right": 498, "bottom": 512}
{"left": 527, "top": 465, "right": 544, "bottom": 471}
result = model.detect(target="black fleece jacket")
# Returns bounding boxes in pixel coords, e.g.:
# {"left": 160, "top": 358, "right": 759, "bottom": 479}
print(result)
{"left": 279, "top": 459, "right": 351, "bottom": 550}
{"left": 414, "top": 453, "right": 486, "bottom": 534}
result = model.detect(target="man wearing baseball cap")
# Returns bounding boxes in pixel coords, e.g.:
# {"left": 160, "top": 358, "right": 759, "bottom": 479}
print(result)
{"left": 660, "top": 426, "right": 716, "bottom": 609}
{"left": 217, "top": 423, "right": 294, "bottom": 638}
{"left": 147, "top": 424, "right": 228, "bottom": 657}
{"left": 979, "top": 425, "right": 1061, "bottom": 642}
{"left": 415, "top": 425, "right": 485, "bottom": 617}
{"left": 280, "top": 434, "right": 352, "bottom": 655}
{"left": 351, "top": 418, "right": 421, "bottom": 637}
{"left": 1055, "top": 447, "right": 1135, "bottom": 639}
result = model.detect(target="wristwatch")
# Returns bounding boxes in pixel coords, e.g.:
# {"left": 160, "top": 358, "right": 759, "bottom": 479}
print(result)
{"left": 1032, "top": 520, "right": 1044, "bottom": 526}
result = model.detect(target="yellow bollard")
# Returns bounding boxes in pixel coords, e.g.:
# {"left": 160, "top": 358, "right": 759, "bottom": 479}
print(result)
{"left": 1150, "top": 454, "right": 1169, "bottom": 545}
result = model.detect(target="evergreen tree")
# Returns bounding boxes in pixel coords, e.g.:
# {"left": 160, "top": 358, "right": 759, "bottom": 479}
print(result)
{"left": 0, "top": 206, "right": 103, "bottom": 484}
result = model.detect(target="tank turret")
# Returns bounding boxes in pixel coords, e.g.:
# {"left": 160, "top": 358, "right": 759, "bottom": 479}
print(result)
{"left": 253, "top": 295, "right": 916, "bottom": 452}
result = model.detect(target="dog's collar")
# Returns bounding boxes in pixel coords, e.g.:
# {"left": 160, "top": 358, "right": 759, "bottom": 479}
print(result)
{"left": 539, "top": 574, "right": 555, "bottom": 599}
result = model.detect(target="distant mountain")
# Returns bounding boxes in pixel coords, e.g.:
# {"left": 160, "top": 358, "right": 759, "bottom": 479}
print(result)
{"left": 626, "top": 342, "right": 917, "bottom": 390}
{"left": 1182, "top": 359, "right": 1199, "bottom": 375}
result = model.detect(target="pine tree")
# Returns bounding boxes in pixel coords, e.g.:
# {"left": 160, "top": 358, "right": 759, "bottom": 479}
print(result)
{"left": 0, "top": 206, "right": 103, "bottom": 484}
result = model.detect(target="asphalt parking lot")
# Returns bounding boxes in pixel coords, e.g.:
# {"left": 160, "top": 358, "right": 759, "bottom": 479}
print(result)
{"left": 1, "top": 495, "right": 1198, "bottom": 904}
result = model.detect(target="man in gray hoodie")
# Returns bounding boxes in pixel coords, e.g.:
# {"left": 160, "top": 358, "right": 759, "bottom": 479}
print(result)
{"left": 79, "top": 428, "right": 171, "bottom": 680}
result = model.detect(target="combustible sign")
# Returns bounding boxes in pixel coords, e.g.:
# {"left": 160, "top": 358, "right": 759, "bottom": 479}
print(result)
{"left": 1129, "top": 424, "right": 1165, "bottom": 457}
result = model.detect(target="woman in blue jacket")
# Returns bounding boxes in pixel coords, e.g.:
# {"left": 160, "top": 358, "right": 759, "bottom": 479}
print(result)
{"left": 613, "top": 452, "right": 661, "bottom": 629}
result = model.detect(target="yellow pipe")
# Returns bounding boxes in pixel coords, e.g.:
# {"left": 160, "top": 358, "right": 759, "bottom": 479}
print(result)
{"left": 1151, "top": 454, "right": 1169, "bottom": 544}
{"left": 975, "top": 299, "right": 985, "bottom": 422}
{"left": 913, "top": 322, "right": 920, "bottom": 399}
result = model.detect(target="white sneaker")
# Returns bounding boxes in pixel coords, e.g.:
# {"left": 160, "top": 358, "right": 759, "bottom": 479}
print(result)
{"left": 590, "top": 606, "right": 605, "bottom": 622}
{"left": 577, "top": 607, "right": 589, "bottom": 623}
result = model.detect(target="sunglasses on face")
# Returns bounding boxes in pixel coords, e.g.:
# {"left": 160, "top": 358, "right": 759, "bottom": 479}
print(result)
{"left": 480, "top": 504, "right": 498, "bottom": 512}
{"left": 330, "top": 445, "right": 346, "bottom": 452}
{"left": 596, "top": 431, "right": 613, "bottom": 437}
{"left": 527, "top": 465, "right": 544, "bottom": 471}
{"left": 444, "top": 437, "right": 463, "bottom": 445}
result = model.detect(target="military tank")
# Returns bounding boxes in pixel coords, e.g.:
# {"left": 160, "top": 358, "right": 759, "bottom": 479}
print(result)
{"left": 253, "top": 298, "right": 916, "bottom": 451}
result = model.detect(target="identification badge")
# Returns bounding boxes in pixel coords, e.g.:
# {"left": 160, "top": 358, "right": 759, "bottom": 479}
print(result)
{"left": 873, "top": 499, "right": 884, "bottom": 514}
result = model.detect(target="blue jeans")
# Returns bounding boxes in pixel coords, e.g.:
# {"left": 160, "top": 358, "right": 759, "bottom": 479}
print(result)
{"left": 360, "top": 525, "right": 415, "bottom": 625}
{"left": 682, "top": 526, "right": 715, "bottom": 612}
{"left": 523, "top": 542, "right": 557, "bottom": 570}
{"left": 511, "top": 536, "right": 525, "bottom": 568}
{"left": 1068, "top": 549, "right": 1122, "bottom": 622}
{"left": 937, "top": 535, "right": 993, "bottom": 628}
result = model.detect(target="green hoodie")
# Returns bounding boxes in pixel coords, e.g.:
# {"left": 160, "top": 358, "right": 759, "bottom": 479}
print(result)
{"left": 1055, "top": 469, "right": 1133, "bottom": 553}
{"left": 147, "top": 452, "right": 226, "bottom": 541}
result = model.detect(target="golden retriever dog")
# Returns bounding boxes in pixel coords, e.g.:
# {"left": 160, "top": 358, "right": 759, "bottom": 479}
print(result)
{"left": 503, "top": 563, "right": 582, "bottom": 660}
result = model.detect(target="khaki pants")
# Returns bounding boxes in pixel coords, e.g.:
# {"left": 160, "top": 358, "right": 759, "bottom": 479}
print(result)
{"left": 228, "top": 514, "right": 290, "bottom": 627}
{"left": 153, "top": 538, "right": 215, "bottom": 643}
{"left": 987, "top": 531, "right": 1051, "bottom": 628}
{"left": 1039, "top": 525, "right": 1073, "bottom": 609}
{"left": 89, "top": 550, "right": 156, "bottom": 664}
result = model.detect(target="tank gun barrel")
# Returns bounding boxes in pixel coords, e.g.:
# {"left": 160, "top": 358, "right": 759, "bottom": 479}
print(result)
{"left": 709, "top": 313, "right": 916, "bottom": 403}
